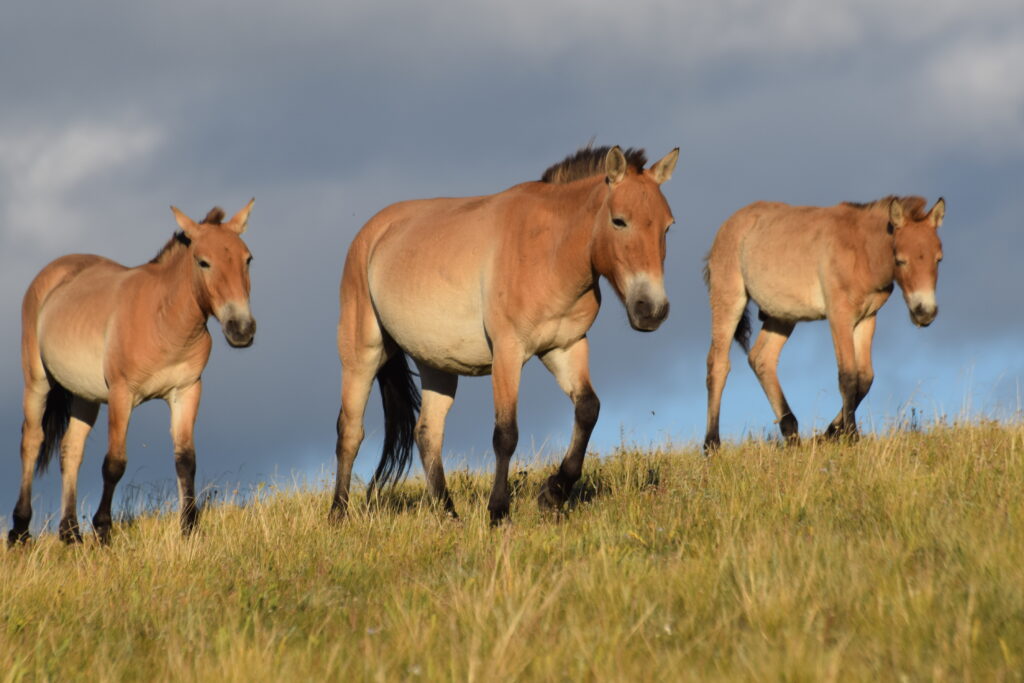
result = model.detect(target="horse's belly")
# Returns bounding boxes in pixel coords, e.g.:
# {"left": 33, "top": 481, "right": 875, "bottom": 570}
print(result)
{"left": 747, "top": 279, "right": 826, "bottom": 322}
{"left": 374, "top": 297, "right": 493, "bottom": 376}
{"left": 39, "top": 335, "right": 108, "bottom": 402}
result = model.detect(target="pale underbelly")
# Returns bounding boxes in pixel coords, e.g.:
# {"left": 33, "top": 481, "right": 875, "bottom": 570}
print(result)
{"left": 374, "top": 301, "right": 494, "bottom": 376}
{"left": 40, "top": 342, "right": 109, "bottom": 403}
{"left": 746, "top": 281, "right": 827, "bottom": 322}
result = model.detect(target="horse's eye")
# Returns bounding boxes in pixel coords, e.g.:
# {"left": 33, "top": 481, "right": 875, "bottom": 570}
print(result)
{"left": 936, "top": 254, "right": 943, "bottom": 263}
{"left": 895, "top": 257, "right": 908, "bottom": 267}
{"left": 246, "top": 255, "right": 253, "bottom": 266}
{"left": 612, "top": 217, "right": 628, "bottom": 228}
{"left": 198, "top": 259, "right": 211, "bottom": 269}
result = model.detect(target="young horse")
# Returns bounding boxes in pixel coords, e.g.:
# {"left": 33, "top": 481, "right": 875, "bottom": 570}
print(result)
{"left": 702, "top": 196, "right": 944, "bottom": 451}
{"left": 332, "top": 145, "right": 679, "bottom": 525}
{"left": 9, "top": 201, "right": 257, "bottom": 545}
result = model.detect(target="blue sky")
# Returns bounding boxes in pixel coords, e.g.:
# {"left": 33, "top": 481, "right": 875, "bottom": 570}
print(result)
{"left": 2, "top": 1, "right": 1022, "bottom": 531}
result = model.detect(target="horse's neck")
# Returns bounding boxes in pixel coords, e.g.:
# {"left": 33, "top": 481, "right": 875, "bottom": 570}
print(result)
{"left": 861, "top": 211, "right": 897, "bottom": 287}
{"left": 549, "top": 181, "right": 604, "bottom": 290}
{"left": 149, "top": 250, "right": 210, "bottom": 346}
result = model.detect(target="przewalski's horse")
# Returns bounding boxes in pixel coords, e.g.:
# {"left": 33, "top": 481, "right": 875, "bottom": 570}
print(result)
{"left": 703, "top": 196, "right": 945, "bottom": 451}
{"left": 9, "top": 201, "right": 257, "bottom": 545}
{"left": 333, "top": 145, "right": 679, "bottom": 525}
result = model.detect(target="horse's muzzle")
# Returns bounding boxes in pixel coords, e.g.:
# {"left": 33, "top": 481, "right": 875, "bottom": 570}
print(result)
{"left": 910, "top": 305, "right": 937, "bottom": 328}
{"left": 628, "top": 298, "right": 670, "bottom": 332}
{"left": 224, "top": 317, "right": 256, "bottom": 347}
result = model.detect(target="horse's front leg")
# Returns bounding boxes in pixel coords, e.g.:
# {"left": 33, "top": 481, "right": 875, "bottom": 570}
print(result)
{"left": 168, "top": 381, "right": 202, "bottom": 537}
{"left": 93, "top": 385, "right": 133, "bottom": 544}
{"left": 826, "top": 312, "right": 859, "bottom": 440}
{"left": 537, "top": 338, "right": 599, "bottom": 511}
{"left": 826, "top": 315, "right": 877, "bottom": 437}
{"left": 488, "top": 342, "right": 524, "bottom": 526}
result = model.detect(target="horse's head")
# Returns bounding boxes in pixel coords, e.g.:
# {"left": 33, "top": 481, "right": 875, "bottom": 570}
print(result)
{"left": 889, "top": 197, "right": 944, "bottom": 327}
{"left": 592, "top": 146, "right": 679, "bottom": 332}
{"left": 171, "top": 200, "right": 257, "bottom": 347}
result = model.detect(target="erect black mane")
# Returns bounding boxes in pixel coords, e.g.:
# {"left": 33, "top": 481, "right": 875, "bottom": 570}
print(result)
{"left": 541, "top": 145, "right": 647, "bottom": 184}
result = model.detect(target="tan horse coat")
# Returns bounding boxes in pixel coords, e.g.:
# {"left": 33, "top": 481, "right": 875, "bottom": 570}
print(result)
{"left": 9, "top": 202, "right": 256, "bottom": 545}
{"left": 334, "top": 146, "right": 679, "bottom": 524}
{"left": 703, "top": 196, "right": 944, "bottom": 450}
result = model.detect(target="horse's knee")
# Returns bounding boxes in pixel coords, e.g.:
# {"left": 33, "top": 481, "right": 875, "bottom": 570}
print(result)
{"left": 838, "top": 370, "right": 858, "bottom": 400}
{"left": 575, "top": 391, "right": 600, "bottom": 432}
{"left": 101, "top": 453, "right": 127, "bottom": 484}
{"left": 858, "top": 371, "right": 874, "bottom": 398}
{"left": 174, "top": 448, "right": 196, "bottom": 480}
{"left": 492, "top": 420, "right": 518, "bottom": 458}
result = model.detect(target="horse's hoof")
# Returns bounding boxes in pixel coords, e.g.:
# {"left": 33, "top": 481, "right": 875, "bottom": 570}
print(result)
{"left": 328, "top": 502, "right": 347, "bottom": 525}
{"left": 7, "top": 529, "right": 31, "bottom": 547}
{"left": 94, "top": 527, "right": 113, "bottom": 546}
{"left": 58, "top": 520, "right": 83, "bottom": 545}
{"left": 488, "top": 507, "right": 510, "bottom": 527}
{"left": 537, "top": 476, "right": 566, "bottom": 511}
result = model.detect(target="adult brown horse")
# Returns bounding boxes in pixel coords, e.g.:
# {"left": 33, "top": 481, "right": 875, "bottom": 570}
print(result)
{"left": 332, "top": 145, "right": 679, "bottom": 525}
{"left": 9, "top": 201, "right": 257, "bottom": 545}
{"left": 702, "top": 195, "right": 945, "bottom": 451}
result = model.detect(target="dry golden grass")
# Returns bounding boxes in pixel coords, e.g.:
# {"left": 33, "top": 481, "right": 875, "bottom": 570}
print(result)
{"left": 2, "top": 421, "right": 1022, "bottom": 681}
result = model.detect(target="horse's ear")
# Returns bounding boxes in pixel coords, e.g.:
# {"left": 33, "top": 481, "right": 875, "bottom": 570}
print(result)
{"left": 170, "top": 206, "right": 199, "bottom": 237}
{"left": 648, "top": 148, "right": 680, "bottom": 184}
{"left": 226, "top": 198, "right": 255, "bottom": 235}
{"left": 888, "top": 198, "right": 906, "bottom": 231}
{"left": 605, "top": 146, "right": 627, "bottom": 186}
{"left": 929, "top": 197, "right": 945, "bottom": 229}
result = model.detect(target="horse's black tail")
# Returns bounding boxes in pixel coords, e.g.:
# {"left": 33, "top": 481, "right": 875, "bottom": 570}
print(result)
{"left": 369, "top": 352, "right": 421, "bottom": 493}
{"left": 36, "top": 383, "right": 72, "bottom": 473}
{"left": 734, "top": 305, "right": 752, "bottom": 354}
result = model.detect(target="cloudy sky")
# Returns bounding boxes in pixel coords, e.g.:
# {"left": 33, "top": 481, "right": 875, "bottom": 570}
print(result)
{"left": 2, "top": 1, "right": 1022, "bottom": 531}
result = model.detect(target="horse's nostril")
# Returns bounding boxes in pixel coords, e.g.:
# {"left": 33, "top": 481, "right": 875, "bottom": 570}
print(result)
{"left": 634, "top": 299, "right": 652, "bottom": 317}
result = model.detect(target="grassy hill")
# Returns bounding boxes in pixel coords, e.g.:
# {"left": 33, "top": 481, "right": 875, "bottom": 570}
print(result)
{"left": 3, "top": 422, "right": 1022, "bottom": 681}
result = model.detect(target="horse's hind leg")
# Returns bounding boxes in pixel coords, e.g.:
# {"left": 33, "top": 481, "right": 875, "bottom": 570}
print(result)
{"left": 704, "top": 272, "right": 748, "bottom": 453}
{"left": 168, "top": 381, "right": 202, "bottom": 537}
{"left": 9, "top": 379, "right": 49, "bottom": 545}
{"left": 414, "top": 362, "right": 458, "bottom": 518}
{"left": 330, "top": 295, "right": 386, "bottom": 522}
{"left": 825, "top": 315, "right": 876, "bottom": 438}
{"left": 748, "top": 316, "right": 799, "bottom": 444}
{"left": 538, "top": 338, "right": 599, "bottom": 511}
{"left": 58, "top": 398, "right": 99, "bottom": 543}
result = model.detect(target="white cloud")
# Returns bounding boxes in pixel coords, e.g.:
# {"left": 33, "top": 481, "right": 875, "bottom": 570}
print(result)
{"left": 0, "top": 121, "right": 163, "bottom": 248}
{"left": 925, "top": 31, "right": 1024, "bottom": 152}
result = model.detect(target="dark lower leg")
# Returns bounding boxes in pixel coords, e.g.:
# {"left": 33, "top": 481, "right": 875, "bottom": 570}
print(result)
{"left": 330, "top": 409, "right": 360, "bottom": 522}
{"left": 93, "top": 455, "right": 126, "bottom": 543}
{"left": 488, "top": 420, "right": 517, "bottom": 525}
{"left": 540, "top": 391, "right": 599, "bottom": 509}
{"left": 9, "top": 490, "right": 32, "bottom": 546}
{"left": 175, "top": 448, "right": 198, "bottom": 536}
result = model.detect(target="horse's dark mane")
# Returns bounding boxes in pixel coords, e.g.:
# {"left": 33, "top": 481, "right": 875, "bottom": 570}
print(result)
{"left": 541, "top": 145, "right": 647, "bottom": 184}
{"left": 149, "top": 207, "right": 225, "bottom": 263}
{"left": 844, "top": 196, "right": 928, "bottom": 220}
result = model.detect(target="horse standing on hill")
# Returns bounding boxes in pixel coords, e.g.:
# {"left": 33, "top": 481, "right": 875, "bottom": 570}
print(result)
{"left": 702, "top": 195, "right": 945, "bottom": 451}
{"left": 332, "top": 145, "right": 679, "bottom": 525}
{"left": 9, "top": 201, "right": 257, "bottom": 545}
